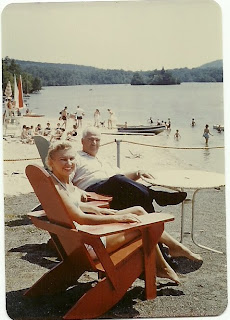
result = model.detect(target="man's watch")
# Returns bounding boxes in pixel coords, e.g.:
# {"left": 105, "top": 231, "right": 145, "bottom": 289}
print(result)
{"left": 137, "top": 170, "right": 141, "bottom": 178}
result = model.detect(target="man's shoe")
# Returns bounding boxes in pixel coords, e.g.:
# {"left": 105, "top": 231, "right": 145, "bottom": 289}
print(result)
{"left": 149, "top": 189, "right": 187, "bottom": 207}
{"left": 158, "top": 243, "right": 179, "bottom": 271}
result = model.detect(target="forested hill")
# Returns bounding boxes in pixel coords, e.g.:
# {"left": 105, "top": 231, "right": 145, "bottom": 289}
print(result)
{"left": 15, "top": 59, "right": 223, "bottom": 86}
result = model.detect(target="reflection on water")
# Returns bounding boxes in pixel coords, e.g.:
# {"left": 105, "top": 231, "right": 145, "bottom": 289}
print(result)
{"left": 203, "top": 148, "right": 211, "bottom": 163}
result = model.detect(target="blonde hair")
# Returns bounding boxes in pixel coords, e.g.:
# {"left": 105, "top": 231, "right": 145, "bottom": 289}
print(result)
{"left": 45, "top": 141, "right": 74, "bottom": 170}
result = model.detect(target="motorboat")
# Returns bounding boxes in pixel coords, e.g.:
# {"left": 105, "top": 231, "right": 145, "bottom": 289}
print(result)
{"left": 213, "top": 124, "right": 224, "bottom": 132}
{"left": 23, "top": 113, "right": 44, "bottom": 118}
{"left": 117, "top": 124, "right": 166, "bottom": 135}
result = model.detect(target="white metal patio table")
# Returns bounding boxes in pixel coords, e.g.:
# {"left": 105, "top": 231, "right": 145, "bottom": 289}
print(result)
{"left": 142, "top": 169, "right": 225, "bottom": 254}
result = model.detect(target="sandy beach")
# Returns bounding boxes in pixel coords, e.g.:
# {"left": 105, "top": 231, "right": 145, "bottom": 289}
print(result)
{"left": 3, "top": 116, "right": 228, "bottom": 319}
{"left": 3, "top": 116, "right": 186, "bottom": 197}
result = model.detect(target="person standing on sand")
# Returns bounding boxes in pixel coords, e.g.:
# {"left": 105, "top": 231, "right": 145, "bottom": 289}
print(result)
{"left": 107, "top": 109, "right": 115, "bottom": 129}
{"left": 60, "top": 106, "right": 68, "bottom": 129}
{"left": 75, "top": 106, "right": 85, "bottom": 128}
{"left": 94, "top": 109, "right": 100, "bottom": 127}
{"left": 203, "top": 124, "right": 213, "bottom": 145}
{"left": 191, "top": 118, "right": 196, "bottom": 127}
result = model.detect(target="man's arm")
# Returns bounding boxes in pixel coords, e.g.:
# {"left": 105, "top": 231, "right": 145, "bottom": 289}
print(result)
{"left": 124, "top": 170, "right": 154, "bottom": 181}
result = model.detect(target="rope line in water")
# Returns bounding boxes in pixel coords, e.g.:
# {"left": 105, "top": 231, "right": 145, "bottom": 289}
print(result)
{"left": 3, "top": 140, "right": 224, "bottom": 161}
{"left": 4, "top": 157, "right": 41, "bottom": 162}
{"left": 100, "top": 141, "right": 115, "bottom": 147}
{"left": 121, "top": 140, "right": 224, "bottom": 150}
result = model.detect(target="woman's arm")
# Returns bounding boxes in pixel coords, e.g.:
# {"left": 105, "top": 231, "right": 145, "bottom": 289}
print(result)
{"left": 58, "top": 187, "right": 140, "bottom": 225}
{"left": 79, "top": 202, "right": 117, "bottom": 215}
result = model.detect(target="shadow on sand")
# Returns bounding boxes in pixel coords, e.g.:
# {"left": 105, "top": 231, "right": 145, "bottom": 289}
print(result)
{"left": 6, "top": 241, "right": 191, "bottom": 319}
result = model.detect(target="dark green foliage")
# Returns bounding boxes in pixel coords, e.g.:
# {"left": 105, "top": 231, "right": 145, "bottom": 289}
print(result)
{"left": 131, "top": 68, "right": 180, "bottom": 85}
{"left": 2, "top": 56, "right": 42, "bottom": 94}
{"left": 131, "top": 72, "right": 146, "bottom": 85}
{"left": 2, "top": 57, "right": 223, "bottom": 92}
{"left": 170, "top": 67, "right": 223, "bottom": 83}
{"left": 14, "top": 60, "right": 134, "bottom": 86}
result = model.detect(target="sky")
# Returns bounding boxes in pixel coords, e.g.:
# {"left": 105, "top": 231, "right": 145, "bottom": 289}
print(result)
{"left": 0, "top": 0, "right": 227, "bottom": 71}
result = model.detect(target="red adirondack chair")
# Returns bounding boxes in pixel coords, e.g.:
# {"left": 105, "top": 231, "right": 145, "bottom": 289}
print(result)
{"left": 24, "top": 164, "right": 174, "bottom": 319}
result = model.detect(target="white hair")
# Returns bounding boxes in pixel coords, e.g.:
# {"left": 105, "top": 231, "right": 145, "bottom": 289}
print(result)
{"left": 82, "top": 126, "right": 101, "bottom": 139}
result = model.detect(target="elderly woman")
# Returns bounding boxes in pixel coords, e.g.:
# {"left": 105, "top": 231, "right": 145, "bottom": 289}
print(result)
{"left": 45, "top": 141, "right": 202, "bottom": 284}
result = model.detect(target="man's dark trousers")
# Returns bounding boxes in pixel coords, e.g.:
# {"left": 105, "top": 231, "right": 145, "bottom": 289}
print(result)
{"left": 86, "top": 174, "right": 155, "bottom": 212}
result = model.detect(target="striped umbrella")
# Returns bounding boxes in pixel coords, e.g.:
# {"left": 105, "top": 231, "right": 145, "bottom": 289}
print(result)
{"left": 4, "top": 81, "right": 12, "bottom": 98}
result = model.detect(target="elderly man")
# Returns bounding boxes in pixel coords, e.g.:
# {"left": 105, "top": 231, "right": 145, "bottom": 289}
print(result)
{"left": 72, "top": 127, "right": 186, "bottom": 212}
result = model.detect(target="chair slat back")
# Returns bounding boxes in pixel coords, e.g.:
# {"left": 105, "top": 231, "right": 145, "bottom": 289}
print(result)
{"left": 26, "top": 164, "right": 75, "bottom": 229}
{"left": 33, "top": 135, "right": 50, "bottom": 168}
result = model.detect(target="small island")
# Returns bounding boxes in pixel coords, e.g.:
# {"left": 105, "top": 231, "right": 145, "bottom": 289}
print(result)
{"left": 131, "top": 67, "right": 181, "bottom": 85}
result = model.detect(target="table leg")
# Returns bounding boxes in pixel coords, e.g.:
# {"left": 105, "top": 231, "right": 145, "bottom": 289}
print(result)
{"left": 191, "top": 188, "right": 223, "bottom": 254}
{"left": 142, "top": 227, "right": 157, "bottom": 299}
{"left": 180, "top": 188, "right": 185, "bottom": 243}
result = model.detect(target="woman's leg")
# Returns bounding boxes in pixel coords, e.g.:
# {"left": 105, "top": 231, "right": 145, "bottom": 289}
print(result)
{"left": 109, "top": 207, "right": 202, "bottom": 262}
{"left": 106, "top": 229, "right": 140, "bottom": 254}
{"left": 155, "top": 244, "right": 180, "bottom": 284}
{"left": 105, "top": 230, "right": 180, "bottom": 284}
{"left": 160, "top": 231, "right": 202, "bottom": 261}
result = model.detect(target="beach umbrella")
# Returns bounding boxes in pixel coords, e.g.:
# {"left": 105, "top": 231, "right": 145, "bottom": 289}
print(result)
{"left": 17, "top": 75, "right": 25, "bottom": 109}
{"left": 14, "top": 74, "right": 19, "bottom": 109}
{"left": 4, "top": 81, "right": 12, "bottom": 99}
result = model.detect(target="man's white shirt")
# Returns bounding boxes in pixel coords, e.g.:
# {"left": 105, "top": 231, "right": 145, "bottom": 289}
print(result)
{"left": 72, "top": 151, "right": 121, "bottom": 190}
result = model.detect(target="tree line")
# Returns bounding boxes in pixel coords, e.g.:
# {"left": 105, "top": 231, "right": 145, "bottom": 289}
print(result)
{"left": 2, "top": 57, "right": 223, "bottom": 93}
{"left": 2, "top": 57, "right": 42, "bottom": 95}
{"left": 131, "top": 67, "right": 181, "bottom": 85}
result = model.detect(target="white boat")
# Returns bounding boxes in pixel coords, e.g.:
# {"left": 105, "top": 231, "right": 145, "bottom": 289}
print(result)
{"left": 213, "top": 124, "right": 224, "bottom": 132}
{"left": 117, "top": 124, "right": 166, "bottom": 135}
{"left": 23, "top": 113, "right": 45, "bottom": 118}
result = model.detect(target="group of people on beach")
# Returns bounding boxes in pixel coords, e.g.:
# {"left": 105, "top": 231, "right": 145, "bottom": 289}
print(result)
{"left": 149, "top": 117, "right": 171, "bottom": 130}
{"left": 20, "top": 121, "right": 79, "bottom": 144}
{"left": 59, "top": 105, "right": 117, "bottom": 129}
{"left": 151, "top": 116, "right": 217, "bottom": 145}
{"left": 43, "top": 126, "right": 202, "bottom": 285}
{"left": 59, "top": 106, "right": 85, "bottom": 129}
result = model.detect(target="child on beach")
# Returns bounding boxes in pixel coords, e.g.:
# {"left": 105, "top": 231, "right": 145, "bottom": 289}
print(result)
{"left": 28, "top": 125, "right": 35, "bottom": 136}
{"left": 174, "top": 129, "right": 181, "bottom": 140}
{"left": 43, "top": 122, "right": 52, "bottom": 136}
{"left": 35, "top": 124, "right": 43, "bottom": 135}
{"left": 20, "top": 125, "right": 34, "bottom": 144}
{"left": 50, "top": 124, "right": 65, "bottom": 142}
{"left": 203, "top": 124, "right": 213, "bottom": 145}
{"left": 66, "top": 124, "right": 78, "bottom": 140}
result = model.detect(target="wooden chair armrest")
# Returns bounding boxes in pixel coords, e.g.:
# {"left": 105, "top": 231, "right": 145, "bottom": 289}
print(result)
{"left": 27, "top": 211, "right": 174, "bottom": 239}
{"left": 86, "top": 192, "right": 112, "bottom": 202}
{"left": 77, "top": 212, "right": 174, "bottom": 237}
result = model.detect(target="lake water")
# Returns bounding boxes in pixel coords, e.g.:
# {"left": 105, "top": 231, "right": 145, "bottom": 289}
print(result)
{"left": 25, "top": 83, "right": 225, "bottom": 173}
